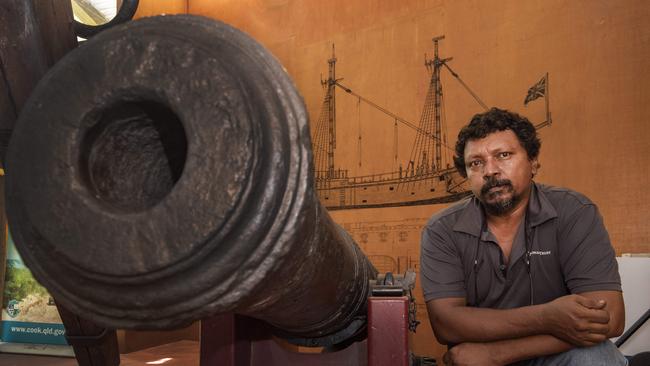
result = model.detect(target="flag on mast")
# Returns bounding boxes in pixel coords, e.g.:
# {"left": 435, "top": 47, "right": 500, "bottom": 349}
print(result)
{"left": 524, "top": 74, "right": 547, "bottom": 105}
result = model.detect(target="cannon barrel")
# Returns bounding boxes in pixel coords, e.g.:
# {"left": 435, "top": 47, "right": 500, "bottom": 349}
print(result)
{"left": 5, "top": 15, "right": 377, "bottom": 343}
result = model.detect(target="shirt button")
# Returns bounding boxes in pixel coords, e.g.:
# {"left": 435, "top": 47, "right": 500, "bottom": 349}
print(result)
{"left": 499, "top": 264, "right": 506, "bottom": 271}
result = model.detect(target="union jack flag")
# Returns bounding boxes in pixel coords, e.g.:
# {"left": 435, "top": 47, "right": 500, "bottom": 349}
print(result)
{"left": 524, "top": 75, "right": 547, "bottom": 105}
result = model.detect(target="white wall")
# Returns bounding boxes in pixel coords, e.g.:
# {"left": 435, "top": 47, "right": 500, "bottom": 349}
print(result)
{"left": 615, "top": 257, "right": 650, "bottom": 356}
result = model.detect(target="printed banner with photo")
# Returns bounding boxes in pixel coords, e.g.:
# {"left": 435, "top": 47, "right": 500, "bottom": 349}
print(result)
{"left": 1, "top": 230, "right": 68, "bottom": 346}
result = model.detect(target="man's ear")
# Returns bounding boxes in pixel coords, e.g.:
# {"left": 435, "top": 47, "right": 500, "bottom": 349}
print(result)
{"left": 531, "top": 158, "right": 540, "bottom": 177}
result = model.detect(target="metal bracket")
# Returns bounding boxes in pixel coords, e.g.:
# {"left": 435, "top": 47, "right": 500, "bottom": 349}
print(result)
{"left": 370, "top": 270, "right": 420, "bottom": 332}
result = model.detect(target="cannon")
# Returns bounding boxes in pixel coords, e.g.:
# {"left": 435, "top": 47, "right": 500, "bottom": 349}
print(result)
{"left": 3, "top": 15, "right": 425, "bottom": 364}
{"left": 5, "top": 13, "right": 376, "bottom": 341}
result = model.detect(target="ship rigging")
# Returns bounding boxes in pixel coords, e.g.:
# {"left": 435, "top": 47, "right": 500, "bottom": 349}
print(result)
{"left": 312, "top": 36, "right": 550, "bottom": 210}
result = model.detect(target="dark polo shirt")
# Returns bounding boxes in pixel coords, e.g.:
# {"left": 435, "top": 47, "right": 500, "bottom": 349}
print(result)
{"left": 420, "top": 183, "right": 621, "bottom": 308}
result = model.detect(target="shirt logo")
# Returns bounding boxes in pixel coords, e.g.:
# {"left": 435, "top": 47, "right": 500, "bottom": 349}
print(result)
{"left": 529, "top": 250, "right": 551, "bottom": 256}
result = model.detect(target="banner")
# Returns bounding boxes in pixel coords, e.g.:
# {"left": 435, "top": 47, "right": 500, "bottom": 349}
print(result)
{"left": 1, "top": 231, "right": 68, "bottom": 347}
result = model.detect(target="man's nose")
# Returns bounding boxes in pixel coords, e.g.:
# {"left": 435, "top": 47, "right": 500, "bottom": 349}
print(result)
{"left": 482, "top": 158, "right": 500, "bottom": 178}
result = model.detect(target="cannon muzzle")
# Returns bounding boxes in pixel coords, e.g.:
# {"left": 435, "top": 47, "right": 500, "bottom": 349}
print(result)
{"left": 5, "top": 15, "right": 377, "bottom": 345}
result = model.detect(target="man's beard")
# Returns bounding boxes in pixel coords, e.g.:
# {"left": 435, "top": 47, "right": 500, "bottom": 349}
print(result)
{"left": 479, "top": 177, "right": 521, "bottom": 216}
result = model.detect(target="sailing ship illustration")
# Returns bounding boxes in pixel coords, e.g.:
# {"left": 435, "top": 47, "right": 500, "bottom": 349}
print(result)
{"left": 312, "top": 36, "right": 551, "bottom": 210}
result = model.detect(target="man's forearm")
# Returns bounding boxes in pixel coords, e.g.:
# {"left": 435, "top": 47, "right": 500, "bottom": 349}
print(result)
{"left": 446, "top": 335, "right": 574, "bottom": 365}
{"left": 484, "top": 335, "right": 573, "bottom": 365}
{"left": 427, "top": 295, "right": 610, "bottom": 345}
{"left": 429, "top": 299, "right": 548, "bottom": 344}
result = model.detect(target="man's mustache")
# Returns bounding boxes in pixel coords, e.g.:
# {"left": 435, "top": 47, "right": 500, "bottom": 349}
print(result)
{"left": 480, "top": 177, "right": 513, "bottom": 196}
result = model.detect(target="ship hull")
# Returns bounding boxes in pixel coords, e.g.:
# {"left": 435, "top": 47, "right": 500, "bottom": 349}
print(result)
{"left": 316, "top": 168, "right": 470, "bottom": 210}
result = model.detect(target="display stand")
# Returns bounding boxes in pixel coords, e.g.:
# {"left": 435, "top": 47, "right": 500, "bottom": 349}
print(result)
{"left": 200, "top": 297, "right": 410, "bottom": 366}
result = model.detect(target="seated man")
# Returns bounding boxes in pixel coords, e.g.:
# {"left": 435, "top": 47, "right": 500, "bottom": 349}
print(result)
{"left": 420, "top": 108, "right": 627, "bottom": 365}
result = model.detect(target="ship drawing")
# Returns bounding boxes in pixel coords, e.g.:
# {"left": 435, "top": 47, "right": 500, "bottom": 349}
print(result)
{"left": 312, "top": 35, "right": 551, "bottom": 210}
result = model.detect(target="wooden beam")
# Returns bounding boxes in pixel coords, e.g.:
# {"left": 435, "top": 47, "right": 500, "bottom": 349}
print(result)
{"left": 0, "top": 2, "right": 118, "bottom": 365}
{"left": 33, "top": 0, "right": 78, "bottom": 67}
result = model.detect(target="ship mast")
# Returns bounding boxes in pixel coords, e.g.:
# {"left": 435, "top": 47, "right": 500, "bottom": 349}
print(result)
{"left": 427, "top": 36, "right": 447, "bottom": 171}
{"left": 410, "top": 36, "right": 453, "bottom": 176}
{"left": 323, "top": 45, "right": 337, "bottom": 178}
{"left": 313, "top": 45, "right": 341, "bottom": 181}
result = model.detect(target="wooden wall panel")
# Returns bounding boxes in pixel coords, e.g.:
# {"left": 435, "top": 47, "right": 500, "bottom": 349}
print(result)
{"left": 185, "top": 0, "right": 649, "bottom": 256}
{"left": 133, "top": 0, "right": 188, "bottom": 18}
{"left": 133, "top": 0, "right": 650, "bottom": 361}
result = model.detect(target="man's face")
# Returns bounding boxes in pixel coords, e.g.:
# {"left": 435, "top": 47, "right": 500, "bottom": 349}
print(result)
{"left": 463, "top": 130, "right": 537, "bottom": 216}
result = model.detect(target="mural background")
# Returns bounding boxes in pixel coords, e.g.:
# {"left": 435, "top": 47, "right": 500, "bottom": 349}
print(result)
{"left": 134, "top": 0, "right": 650, "bottom": 360}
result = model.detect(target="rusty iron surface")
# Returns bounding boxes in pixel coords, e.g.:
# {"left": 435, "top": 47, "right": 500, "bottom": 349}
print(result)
{"left": 5, "top": 15, "right": 377, "bottom": 342}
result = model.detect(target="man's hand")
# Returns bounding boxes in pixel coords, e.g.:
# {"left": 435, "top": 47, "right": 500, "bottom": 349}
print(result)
{"left": 541, "top": 294, "right": 610, "bottom": 346}
{"left": 443, "top": 343, "right": 503, "bottom": 366}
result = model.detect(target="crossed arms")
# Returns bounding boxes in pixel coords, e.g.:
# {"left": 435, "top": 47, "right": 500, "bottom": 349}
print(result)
{"left": 426, "top": 290, "right": 625, "bottom": 365}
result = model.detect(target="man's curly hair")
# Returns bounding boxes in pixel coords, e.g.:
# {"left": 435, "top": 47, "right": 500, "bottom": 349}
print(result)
{"left": 453, "top": 108, "right": 541, "bottom": 178}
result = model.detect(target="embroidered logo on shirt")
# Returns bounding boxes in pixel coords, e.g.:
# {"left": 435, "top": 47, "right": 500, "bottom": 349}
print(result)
{"left": 529, "top": 250, "right": 551, "bottom": 256}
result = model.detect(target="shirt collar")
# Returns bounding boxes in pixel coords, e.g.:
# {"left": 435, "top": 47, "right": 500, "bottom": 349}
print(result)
{"left": 452, "top": 182, "right": 558, "bottom": 237}
{"left": 527, "top": 182, "right": 558, "bottom": 227}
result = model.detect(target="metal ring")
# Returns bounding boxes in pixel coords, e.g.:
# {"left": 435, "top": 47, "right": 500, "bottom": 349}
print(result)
{"left": 73, "top": 0, "right": 139, "bottom": 38}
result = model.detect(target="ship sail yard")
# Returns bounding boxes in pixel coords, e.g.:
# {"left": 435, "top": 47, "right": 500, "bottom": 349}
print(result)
{"left": 312, "top": 36, "right": 551, "bottom": 210}
{"left": 313, "top": 36, "right": 472, "bottom": 210}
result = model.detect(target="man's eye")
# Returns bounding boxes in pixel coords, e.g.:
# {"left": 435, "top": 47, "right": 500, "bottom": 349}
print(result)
{"left": 498, "top": 152, "right": 511, "bottom": 159}
{"left": 469, "top": 160, "right": 483, "bottom": 168}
